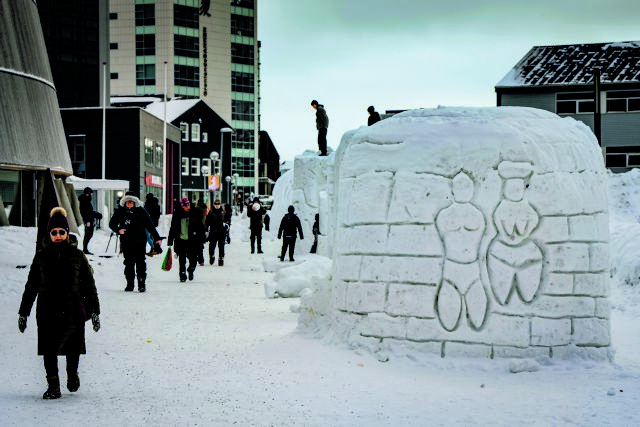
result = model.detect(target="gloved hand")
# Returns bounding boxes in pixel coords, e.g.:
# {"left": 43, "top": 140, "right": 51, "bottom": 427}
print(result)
{"left": 18, "top": 315, "right": 27, "bottom": 333}
{"left": 91, "top": 313, "right": 100, "bottom": 332}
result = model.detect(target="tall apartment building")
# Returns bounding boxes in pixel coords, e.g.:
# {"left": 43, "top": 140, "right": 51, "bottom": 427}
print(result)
{"left": 108, "top": 0, "right": 259, "bottom": 194}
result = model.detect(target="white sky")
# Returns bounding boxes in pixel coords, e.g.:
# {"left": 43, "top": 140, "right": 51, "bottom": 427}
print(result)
{"left": 257, "top": 0, "right": 640, "bottom": 161}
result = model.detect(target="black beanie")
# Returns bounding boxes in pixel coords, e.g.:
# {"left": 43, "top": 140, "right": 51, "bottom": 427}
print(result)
{"left": 288, "top": 205, "right": 294, "bottom": 213}
{"left": 47, "top": 207, "right": 70, "bottom": 232}
{"left": 84, "top": 187, "right": 93, "bottom": 194}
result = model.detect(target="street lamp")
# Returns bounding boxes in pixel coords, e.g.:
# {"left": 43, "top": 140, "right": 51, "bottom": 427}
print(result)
{"left": 225, "top": 175, "right": 231, "bottom": 205}
{"left": 209, "top": 151, "right": 220, "bottom": 200}
{"left": 232, "top": 172, "right": 239, "bottom": 213}
{"left": 219, "top": 127, "right": 234, "bottom": 203}
{"left": 201, "top": 165, "right": 210, "bottom": 204}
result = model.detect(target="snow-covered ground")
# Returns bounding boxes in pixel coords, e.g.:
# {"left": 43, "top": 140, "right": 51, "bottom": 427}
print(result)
{"left": 1, "top": 170, "right": 640, "bottom": 426}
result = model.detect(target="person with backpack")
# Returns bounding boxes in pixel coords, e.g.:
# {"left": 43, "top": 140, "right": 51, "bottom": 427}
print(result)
{"left": 278, "top": 205, "right": 304, "bottom": 262}
{"left": 247, "top": 197, "right": 266, "bottom": 254}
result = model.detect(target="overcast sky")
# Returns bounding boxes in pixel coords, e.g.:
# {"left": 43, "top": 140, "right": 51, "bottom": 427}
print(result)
{"left": 257, "top": 0, "right": 640, "bottom": 162}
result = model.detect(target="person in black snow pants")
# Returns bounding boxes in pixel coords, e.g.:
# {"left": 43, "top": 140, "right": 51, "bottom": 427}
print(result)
{"left": 109, "top": 191, "right": 162, "bottom": 292}
{"left": 78, "top": 187, "right": 102, "bottom": 255}
{"left": 144, "top": 193, "right": 162, "bottom": 256}
{"left": 19, "top": 207, "right": 101, "bottom": 399}
{"left": 311, "top": 99, "right": 329, "bottom": 156}
{"left": 278, "top": 205, "right": 304, "bottom": 262}
{"left": 168, "top": 198, "right": 206, "bottom": 282}
{"left": 310, "top": 213, "right": 320, "bottom": 254}
{"left": 194, "top": 199, "right": 208, "bottom": 266}
{"left": 205, "top": 199, "right": 227, "bottom": 266}
{"left": 247, "top": 197, "right": 266, "bottom": 254}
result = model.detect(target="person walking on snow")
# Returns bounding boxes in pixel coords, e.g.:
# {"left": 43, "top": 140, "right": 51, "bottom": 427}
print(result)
{"left": 311, "top": 99, "right": 329, "bottom": 156}
{"left": 223, "top": 203, "right": 232, "bottom": 243}
{"left": 18, "top": 207, "right": 101, "bottom": 399}
{"left": 205, "top": 199, "right": 227, "bottom": 266}
{"left": 247, "top": 197, "right": 266, "bottom": 254}
{"left": 144, "top": 193, "right": 162, "bottom": 256}
{"left": 278, "top": 205, "right": 304, "bottom": 262}
{"left": 108, "top": 191, "right": 162, "bottom": 292}
{"left": 168, "top": 198, "right": 206, "bottom": 282}
{"left": 194, "top": 199, "right": 208, "bottom": 265}
{"left": 78, "top": 187, "right": 102, "bottom": 255}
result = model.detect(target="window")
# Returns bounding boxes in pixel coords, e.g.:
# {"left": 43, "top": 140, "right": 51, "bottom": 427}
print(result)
{"left": 202, "top": 158, "right": 212, "bottom": 175}
{"left": 232, "top": 100, "right": 255, "bottom": 121}
{"left": 136, "top": 64, "right": 155, "bottom": 86}
{"left": 135, "top": 4, "right": 155, "bottom": 26}
{"left": 556, "top": 92, "right": 595, "bottom": 115}
{"left": 182, "top": 157, "right": 189, "bottom": 175}
{"left": 231, "top": 14, "right": 255, "bottom": 38}
{"left": 174, "top": 65, "right": 199, "bottom": 88}
{"left": 110, "top": 73, "right": 119, "bottom": 79}
{"left": 155, "top": 142, "right": 163, "bottom": 168}
{"left": 606, "top": 90, "right": 640, "bottom": 113}
{"left": 231, "top": 43, "right": 254, "bottom": 65}
{"left": 231, "top": 71, "right": 254, "bottom": 93}
{"left": 135, "top": 34, "right": 155, "bottom": 56}
{"left": 174, "top": 4, "right": 199, "bottom": 29}
{"left": 180, "top": 122, "right": 189, "bottom": 141}
{"left": 174, "top": 34, "right": 199, "bottom": 58}
{"left": 202, "top": 132, "right": 208, "bottom": 143}
{"left": 110, "top": 42, "right": 118, "bottom": 50}
{"left": 109, "top": 12, "right": 118, "bottom": 20}
{"left": 144, "top": 138, "right": 154, "bottom": 166}
{"left": 191, "top": 158, "right": 200, "bottom": 176}
{"left": 191, "top": 123, "right": 200, "bottom": 142}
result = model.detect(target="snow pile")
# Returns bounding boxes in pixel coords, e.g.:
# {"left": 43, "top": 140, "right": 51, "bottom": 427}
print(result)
{"left": 263, "top": 255, "right": 332, "bottom": 298}
{"left": 277, "top": 106, "right": 613, "bottom": 360}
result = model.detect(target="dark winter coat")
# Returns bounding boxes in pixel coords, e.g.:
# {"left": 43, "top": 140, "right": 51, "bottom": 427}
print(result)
{"left": 278, "top": 213, "right": 304, "bottom": 239}
{"left": 19, "top": 234, "right": 100, "bottom": 355}
{"left": 108, "top": 199, "right": 160, "bottom": 249}
{"left": 368, "top": 112, "right": 381, "bottom": 126}
{"left": 168, "top": 207, "right": 206, "bottom": 255}
{"left": 223, "top": 204, "right": 232, "bottom": 224}
{"left": 315, "top": 105, "right": 329, "bottom": 129}
{"left": 205, "top": 206, "right": 226, "bottom": 236}
{"left": 144, "top": 195, "right": 161, "bottom": 227}
{"left": 78, "top": 194, "right": 102, "bottom": 226}
{"left": 247, "top": 204, "right": 266, "bottom": 231}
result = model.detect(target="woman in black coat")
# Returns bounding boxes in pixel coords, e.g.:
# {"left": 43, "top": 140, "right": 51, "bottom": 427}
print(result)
{"left": 18, "top": 207, "right": 101, "bottom": 399}
{"left": 168, "top": 198, "right": 206, "bottom": 282}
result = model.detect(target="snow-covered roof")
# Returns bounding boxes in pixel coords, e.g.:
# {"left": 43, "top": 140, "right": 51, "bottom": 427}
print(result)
{"left": 496, "top": 41, "right": 640, "bottom": 88}
{"left": 144, "top": 99, "right": 201, "bottom": 122}
{"left": 66, "top": 176, "right": 129, "bottom": 191}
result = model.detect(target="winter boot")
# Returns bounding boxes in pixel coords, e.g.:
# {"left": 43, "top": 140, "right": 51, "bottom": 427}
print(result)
{"left": 138, "top": 279, "right": 146, "bottom": 293}
{"left": 209, "top": 256, "right": 215, "bottom": 265}
{"left": 124, "top": 278, "right": 134, "bottom": 292}
{"left": 67, "top": 372, "right": 80, "bottom": 392}
{"left": 43, "top": 375, "right": 61, "bottom": 399}
{"left": 188, "top": 269, "right": 194, "bottom": 281}
{"left": 179, "top": 272, "right": 187, "bottom": 282}
{"left": 218, "top": 257, "right": 224, "bottom": 266}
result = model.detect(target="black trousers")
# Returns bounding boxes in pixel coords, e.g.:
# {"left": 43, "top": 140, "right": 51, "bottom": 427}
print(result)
{"left": 209, "top": 232, "right": 226, "bottom": 259}
{"left": 178, "top": 248, "right": 197, "bottom": 276}
{"left": 250, "top": 229, "right": 262, "bottom": 252}
{"left": 280, "top": 236, "right": 296, "bottom": 261}
{"left": 83, "top": 223, "right": 94, "bottom": 252}
{"left": 122, "top": 245, "right": 146, "bottom": 284}
{"left": 43, "top": 354, "right": 79, "bottom": 377}
{"left": 317, "top": 128, "right": 327, "bottom": 155}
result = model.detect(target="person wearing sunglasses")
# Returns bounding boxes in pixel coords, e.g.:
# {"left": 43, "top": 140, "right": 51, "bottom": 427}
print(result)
{"left": 18, "top": 207, "right": 101, "bottom": 399}
{"left": 205, "top": 199, "right": 227, "bottom": 266}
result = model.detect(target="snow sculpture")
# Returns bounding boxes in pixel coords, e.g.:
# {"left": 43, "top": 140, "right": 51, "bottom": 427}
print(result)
{"left": 488, "top": 161, "right": 543, "bottom": 305}
{"left": 314, "top": 106, "right": 612, "bottom": 360}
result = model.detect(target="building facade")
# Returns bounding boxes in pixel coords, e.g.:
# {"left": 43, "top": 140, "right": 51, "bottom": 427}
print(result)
{"left": 496, "top": 41, "right": 640, "bottom": 171}
{"left": 257, "top": 130, "right": 280, "bottom": 197}
{"left": 108, "top": 0, "right": 259, "bottom": 195}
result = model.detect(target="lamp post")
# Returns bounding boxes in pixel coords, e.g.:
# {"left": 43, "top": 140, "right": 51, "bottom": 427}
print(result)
{"left": 219, "top": 127, "right": 234, "bottom": 203}
{"left": 201, "top": 165, "right": 210, "bottom": 205}
{"left": 209, "top": 151, "right": 220, "bottom": 200}
{"left": 225, "top": 176, "right": 231, "bottom": 205}
{"left": 232, "top": 172, "right": 239, "bottom": 214}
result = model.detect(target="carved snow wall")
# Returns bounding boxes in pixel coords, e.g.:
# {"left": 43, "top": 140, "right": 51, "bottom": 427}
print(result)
{"left": 330, "top": 107, "right": 611, "bottom": 360}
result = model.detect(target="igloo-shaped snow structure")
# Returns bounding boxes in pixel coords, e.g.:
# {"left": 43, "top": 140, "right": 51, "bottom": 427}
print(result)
{"left": 326, "top": 107, "right": 611, "bottom": 360}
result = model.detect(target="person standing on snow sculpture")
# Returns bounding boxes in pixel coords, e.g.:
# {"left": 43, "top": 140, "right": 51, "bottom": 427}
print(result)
{"left": 278, "top": 205, "right": 304, "bottom": 262}
{"left": 247, "top": 197, "right": 266, "bottom": 254}
{"left": 311, "top": 99, "right": 329, "bottom": 156}
{"left": 168, "top": 198, "right": 206, "bottom": 282}
{"left": 367, "top": 105, "right": 381, "bottom": 126}
{"left": 18, "top": 207, "right": 101, "bottom": 400}
{"left": 205, "top": 199, "right": 227, "bottom": 266}
{"left": 78, "top": 187, "right": 102, "bottom": 255}
{"left": 109, "top": 191, "right": 162, "bottom": 292}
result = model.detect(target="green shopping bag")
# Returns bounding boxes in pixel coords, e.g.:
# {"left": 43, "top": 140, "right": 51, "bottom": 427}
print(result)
{"left": 161, "top": 246, "right": 173, "bottom": 271}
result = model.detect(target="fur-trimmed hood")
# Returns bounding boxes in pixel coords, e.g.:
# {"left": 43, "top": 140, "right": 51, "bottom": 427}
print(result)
{"left": 120, "top": 194, "right": 142, "bottom": 207}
